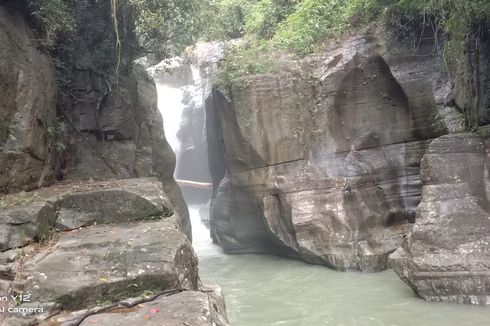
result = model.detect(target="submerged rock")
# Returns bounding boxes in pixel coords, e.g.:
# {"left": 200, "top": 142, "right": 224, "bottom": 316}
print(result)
{"left": 390, "top": 133, "right": 490, "bottom": 305}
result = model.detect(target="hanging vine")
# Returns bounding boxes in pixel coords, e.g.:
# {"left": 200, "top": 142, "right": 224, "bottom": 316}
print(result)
{"left": 110, "top": 0, "right": 122, "bottom": 85}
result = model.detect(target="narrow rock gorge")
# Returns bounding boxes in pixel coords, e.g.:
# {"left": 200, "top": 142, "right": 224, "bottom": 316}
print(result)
{"left": 204, "top": 24, "right": 490, "bottom": 301}
{"left": 1, "top": 0, "right": 490, "bottom": 325}
{"left": 206, "top": 28, "right": 452, "bottom": 271}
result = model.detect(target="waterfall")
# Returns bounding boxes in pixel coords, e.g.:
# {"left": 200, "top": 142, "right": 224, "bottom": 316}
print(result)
{"left": 156, "top": 84, "right": 187, "bottom": 156}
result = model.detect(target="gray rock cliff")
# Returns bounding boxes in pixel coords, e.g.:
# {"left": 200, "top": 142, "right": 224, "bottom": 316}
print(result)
{"left": 206, "top": 29, "right": 456, "bottom": 271}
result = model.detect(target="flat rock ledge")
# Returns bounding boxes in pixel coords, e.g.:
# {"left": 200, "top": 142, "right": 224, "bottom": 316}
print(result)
{"left": 0, "top": 178, "right": 229, "bottom": 325}
{"left": 44, "top": 284, "right": 228, "bottom": 326}
{"left": 390, "top": 134, "right": 490, "bottom": 305}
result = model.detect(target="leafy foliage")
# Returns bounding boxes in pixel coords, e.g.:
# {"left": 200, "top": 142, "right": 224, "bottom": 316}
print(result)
{"left": 213, "top": 41, "right": 281, "bottom": 94}
{"left": 210, "top": 0, "right": 489, "bottom": 95}
{"left": 205, "top": 0, "right": 489, "bottom": 56}
{"left": 245, "top": 0, "right": 298, "bottom": 39}
{"left": 128, "top": 0, "right": 204, "bottom": 60}
{"left": 201, "top": 0, "right": 298, "bottom": 41}
{"left": 272, "top": 0, "right": 349, "bottom": 54}
{"left": 25, "top": 0, "right": 206, "bottom": 60}
{"left": 201, "top": 0, "right": 257, "bottom": 40}
{"left": 27, "top": 0, "right": 76, "bottom": 46}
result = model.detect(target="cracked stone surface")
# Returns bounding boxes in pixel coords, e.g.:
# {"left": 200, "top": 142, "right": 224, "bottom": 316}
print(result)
{"left": 390, "top": 133, "right": 490, "bottom": 305}
{"left": 0, "top": 178, "right": 175, "bottom": 252}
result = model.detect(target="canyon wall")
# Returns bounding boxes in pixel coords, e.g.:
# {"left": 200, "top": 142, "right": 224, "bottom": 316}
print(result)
{"left": 206, "top": 22, "right": 490, "bottom": 303}
{"left": 206, "top": 27, "right": 465, "bottom": 271}
{"left": 0, "top": 3, "right": 228, "bottom": 324}
{"left": 0, "top": 1, "right": 189, "bottom": 236}
{"left": 0, "top": 6, "right": 57, "bottom": 194}
{"left": 390, "top": 23, "right": 490, "bottom": 304}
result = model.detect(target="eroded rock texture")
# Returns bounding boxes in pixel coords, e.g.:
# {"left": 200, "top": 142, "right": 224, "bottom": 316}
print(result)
{"left": 0, "top": 7, "right": 57, "bottom": 193}
{"left": 0, "top": 1, "right": 190, "bottom": 237}
{"left": 207, "top": 29, "right": 452, "bottom": 271}
{"left": 390, "top": 134, "right": 490, "bottom": 304}
{"left": 0, "top": 3, "right": 227, "bottom": 324}
{"left": 453, "top": 22, "right": 490, "bottom": 132}
{"left": 0, "top": 179, "right": 229, "bottom": 325}
{"left": 75, "top": 285, "right": 228, "bottom": 326}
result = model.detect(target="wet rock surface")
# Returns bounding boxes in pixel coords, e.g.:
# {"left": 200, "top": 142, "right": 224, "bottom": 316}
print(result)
{"left": 390, "top": 133, "right": 490, "bottom": 305}
{"left": 207, "top": 29, "right": 452, "bottom": 271}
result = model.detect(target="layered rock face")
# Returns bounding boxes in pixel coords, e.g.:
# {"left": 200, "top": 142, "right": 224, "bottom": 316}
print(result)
{"left": 0, "top": 179, "right": 228, "bottom": 325}
{"left": 207, "top": 29, "right": 453, "bottom": 271}
{"left": 387, "top": 23, "right": 490, "bottom": 305}
{"left": 0, "top": 3, "right": 229, "bottom": 324}
{"left": 54, "top": 0, "right": 190, "bottom": 236}
{"left": 453, "top": 22, "right": 490, "bottom": 132}
{"left": 390, "top": 134, "right": 490, "bottom": 304}
{"left": 0, "top": 7, "right": 57, "bottom": 194}
{"left": 0, "top": 2, "right": 189, "bottom": 236}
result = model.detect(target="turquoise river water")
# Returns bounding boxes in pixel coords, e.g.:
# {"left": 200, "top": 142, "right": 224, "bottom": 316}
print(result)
{"left": 190, "top": 207, "right": 490, "bottom": 326}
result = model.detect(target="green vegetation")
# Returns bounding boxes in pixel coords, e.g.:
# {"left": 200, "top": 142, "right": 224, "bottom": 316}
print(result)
{"left": 24, "top": 0, "right": 490, "bottom": 94}
{"left": 128, "top": 0, "right": 205, "bottom": 60}
{"left": 28, "top": 0, "right": 76, "bottom": 47}
{"left": 205, "top": 0, "right": 490, "bottom": 55}
{"left": 27, "top": 0, "right": 490, "bottom": 61}
{"left": 202, "top": 0, "right": 254, "bottom": 40}
{"left": 213, "top": 42, "right": 282, "bottom": 94}
{"left": 272, "top": 0, "right": 349, "bottom": 54}
{"left": 26, "top": 0, "right": 205, "bottom": 60}
{"left": 206, "top": 0, "right": 489, "bottom": 94}
{"left": 202, "top": 0, "right": 297, "bottom": 41}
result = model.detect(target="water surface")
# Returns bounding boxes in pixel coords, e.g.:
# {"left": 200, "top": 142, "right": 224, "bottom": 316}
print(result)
{"left": 190, "top": 207, "right": 490, "bottom": 326}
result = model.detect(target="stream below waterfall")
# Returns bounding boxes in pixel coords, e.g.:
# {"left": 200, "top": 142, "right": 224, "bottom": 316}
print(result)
{"left": 190, "top": 206, "right": 490, "bottom": 326}
{"left": 154, "top": 60, "right": 490, "bottom": 326}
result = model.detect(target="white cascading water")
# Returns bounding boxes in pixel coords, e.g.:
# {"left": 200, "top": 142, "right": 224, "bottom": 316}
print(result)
{"left": 156, "top": 84, "right": 186, "bottom": 156}
{"left": 155, "top": 59, "right": 205, "bottom": 178}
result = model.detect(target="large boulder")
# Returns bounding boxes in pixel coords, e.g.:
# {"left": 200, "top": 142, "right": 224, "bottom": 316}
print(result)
{"left": 17, "top": 219, "right": 198, "bottom": 310}
{"left": 0, "top": 178, "right": 174, "bottom": 252}
{"left": 206, "top": 28, "right": 457, "bottom": 270}
{"left": 0, "top": 6, "right": 57, "bottom": 194}
{"left": 61, "top": 64, "right": 190, "bottom": 238}
{"left": 390, "top": 133, "right": 490, "bottom": 304}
